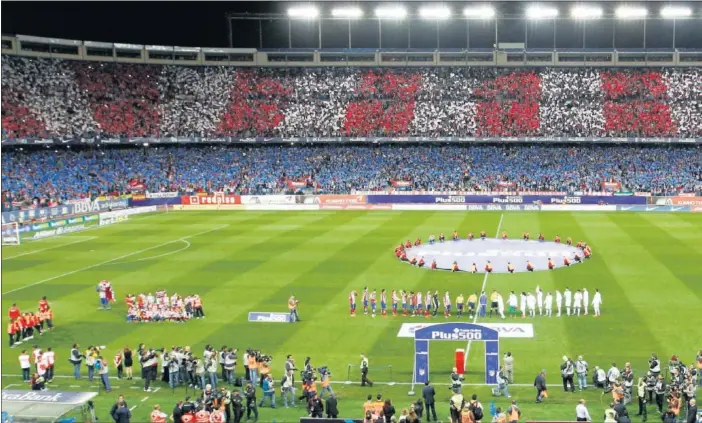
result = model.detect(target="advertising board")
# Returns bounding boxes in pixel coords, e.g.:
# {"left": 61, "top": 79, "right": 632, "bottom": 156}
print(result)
{"left": 366, "top": 195, "right": 645, "bottom": 205}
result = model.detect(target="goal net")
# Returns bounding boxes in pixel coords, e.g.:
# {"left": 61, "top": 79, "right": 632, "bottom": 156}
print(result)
{"left": 1, "top": 222, "right": 21, "bottom": 245}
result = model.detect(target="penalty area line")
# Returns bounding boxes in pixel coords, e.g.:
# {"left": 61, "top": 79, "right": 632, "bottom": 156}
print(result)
{"left": 464, "top": 213, "right": 503, "bottom": 369}
{"left": 2, "top": 236, "right": 98, "bottom": 261}
{"left": 1, "top": 224, "right": 229, "bottom": 296}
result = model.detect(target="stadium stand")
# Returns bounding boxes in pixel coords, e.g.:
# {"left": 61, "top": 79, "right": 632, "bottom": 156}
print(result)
{"left": 2, "top": 56, "right": 701, "bottom": 139}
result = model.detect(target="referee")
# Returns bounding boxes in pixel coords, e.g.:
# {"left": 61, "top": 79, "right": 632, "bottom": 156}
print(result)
{"left": 360, "top": 354, "right": 373, "bottom": 387}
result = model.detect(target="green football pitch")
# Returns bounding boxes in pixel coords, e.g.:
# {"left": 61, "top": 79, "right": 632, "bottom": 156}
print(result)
{"left": 2, "top": 210, "right": 701, "bottom": 422}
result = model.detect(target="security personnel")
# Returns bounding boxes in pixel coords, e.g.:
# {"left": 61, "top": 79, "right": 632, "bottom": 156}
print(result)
{"left": 507, "top": 262, "right": 515, "bottom": 274}
{"left": 150, "top": 405, "right": 168, "bottom": 423}
{"left": 451, "top": 367, "right": 464, "bottom": 393}
{"left": 526, "top": 261, "right": 534, "bottom": 272}
{"left": 506, "top": 400, "right": 521, "bottom": 423}
{"left": 485, "top": 261, "right": 493, "bottom": 273}
{"left": 360, "top": 353, "right": 373, "bottom": 387}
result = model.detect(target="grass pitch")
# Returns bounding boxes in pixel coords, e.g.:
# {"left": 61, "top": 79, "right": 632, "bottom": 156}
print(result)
{"left": 2, "top": 210, "right": 701, "bottom": 422}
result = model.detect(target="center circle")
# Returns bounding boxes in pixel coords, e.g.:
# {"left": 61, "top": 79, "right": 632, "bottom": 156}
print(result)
{"left": 404, "top": 239, "right": 584, "bottom": 273}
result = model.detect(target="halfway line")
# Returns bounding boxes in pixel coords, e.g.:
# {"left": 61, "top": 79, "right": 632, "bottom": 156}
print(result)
{"left": 2, "top": 225, "right": 229, "bottom": 295}
{"left": 464, "top": 213, "right": 504, "bottom": 368}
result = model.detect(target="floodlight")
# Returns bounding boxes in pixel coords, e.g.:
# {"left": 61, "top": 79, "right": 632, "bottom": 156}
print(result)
{"left": 660, "top": 6, "right": 692, "bottom": 18}
{"left": 332, "top": 7, "right": 364, "bottom": 19}
{"left": 463, "top": 6, "right": 495, "bottom": 19}
{"left": 615, "top": 6, "right": 648, "bottom": 19}
{"left": 288, "top": 6, "right": 319, "bottom": 19}
{"left": 375, "top": 5, "right": 407, "bottom": 19}
{"left": 526, "top": 5, "right": 559, "bottom": 19}
{"left": 571, "top": 5, "right": 603, "bottom": 19}
{"left": 419, "top": 6, "right": 451, "bottom": 20}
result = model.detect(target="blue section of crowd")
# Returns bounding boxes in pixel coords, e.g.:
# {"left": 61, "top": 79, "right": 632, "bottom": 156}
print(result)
{"left": 2, "top": 145, "right": 699, "bottom": 207}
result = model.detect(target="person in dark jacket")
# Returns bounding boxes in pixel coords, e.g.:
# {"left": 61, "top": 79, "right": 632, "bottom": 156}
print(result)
{"left": 308, "top": 393, "right": 324, "bottom": 418}
{"left": 617, "top": 411, "right": 632, "bottom": 423}
{"left": 613, "top": 398, "right": 627, "bottom": 419}
{"left": 685, "top": 399, "right": 697, "bottom": 423}
{"left": 534, "top": 370, "right": 547, "bottom": 403}
{"left": 325, "top": 393, "right": 339, "bottom": 418}
{"left": 413, "top": 398, "right": 424, "bottom": 419}
{"left": 661, "top": 406, "right": 676, "bottom": 423}
{"left": 383, "top": 399, "right": 396, "bottom": 423}
{"left": 171, "top": 401, "right": 184, "bottom": 423}
{"left": 109, "top": 395, "right": 129, "bottom": 419}
{"left": 422, "top": 381, "right": 437, "bottom": 422}
{"left": 111, "top": 401, "right": 131, "bottom": 423}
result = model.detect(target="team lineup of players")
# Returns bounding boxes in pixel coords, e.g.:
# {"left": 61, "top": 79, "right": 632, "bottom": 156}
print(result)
{"left": 393, "top": 231, "right": 593, "bottom": 272}
{"left": 348, "top": 286, "right": 604, "bottom": 318}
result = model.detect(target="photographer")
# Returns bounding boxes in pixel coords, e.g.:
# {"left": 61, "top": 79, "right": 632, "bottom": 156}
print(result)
{"left": 259, "top": 374, "right": 276, "bottom": 408}
{"left": 649, "top": 353, "right": 661, "bottom": 379}
{"left": 224, "top": 348, "right": 237, "bottom": 386}
{"left": 450, "top": 367, "right": 464, "bottom": 394}
{"left": 319, "top": 366, "right": 334, "bottom": 399}
{"left": 245, "top": 382, "right": 259, "bottom": 422}
{"left": 168, "top": 351, "right": 181, "bottom": 389}
{"left": 206, "top": 355, "right": 218, "bottom": 389}
{"left": 141, "top": 348, "right": 158, "bottom": 392}
{"left": 282, "top": 370, "right": 295, "bottom": 408}
{"left": 195, "top": 357, "right": 206, "bottom": 390}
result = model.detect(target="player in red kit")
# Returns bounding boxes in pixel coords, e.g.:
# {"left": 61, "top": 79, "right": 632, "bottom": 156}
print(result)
{"left": 405, "top": 240, "right": 412, "bottom": 249}
{"left": 480, "top": 230, "right": 487, "bottom": 240}
{"left": 430, "top": 259, "right": 437, "bottom": 270}
{"left": 501, "top": 232, "right": 508, "bottom": 240}
{"left": 414, "top": 238, "right": 422, "bottom": 246}
{"left": 38, "top": 297, "right": 49, "bottom": 313}
{"left": 391, "top": 290, "right": 399, "bottom": 317}
{"left": 554, "top": 235, "right": 561, "bottom": 243}
{"left": 566, "top": 237, "right": 573, "bottom": 246}
{"left": 538, "top": 233, "right": 545, "bottom": 242}
{"left": 467, "top": 232, "right": 474, "bottom": 240}
{"left": 417, "top": 256, "right": 425, "bottom": 267}
{"left": 452, "top": 231, "right": 459, "bottom": 241}
{"left": 523, "top": 232, "right": 530, "bottom": 241}
{"left": 8, "top": 304, "right": 21, "bottom": 321}
{"left": 380, "top": 289, "right": 387, "bottom": 317}
{"left": 349, "top": 290, "right": 357, "bottom": 316}
{"left": 362, "top": 287, "right": 369, "bottom": 315}
{"left": 563, "top": 256, "right": 571, "bottom": 266}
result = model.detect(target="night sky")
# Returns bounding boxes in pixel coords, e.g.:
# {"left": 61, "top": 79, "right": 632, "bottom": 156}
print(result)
{"left": 2, "top": 2, "right": 701, "bottom": 49}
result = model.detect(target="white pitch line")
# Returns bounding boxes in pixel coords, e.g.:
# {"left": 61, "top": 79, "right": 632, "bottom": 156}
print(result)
{"left": 130, "top": 405, "right": 138, "bottom": 411}
{"left": 141, "top": 396, "right": 150, "bottom": 402}
{"left": 106, "top": 240, "right": 191, "bottom": 265}
{"left": 464, "top": 213, "right": 504, "bottom": 368}
{"left": 3, "top": 384, "right": 20, "bottom": 389}
{"left": 152, "top": 387, "right": 161, "bottom": 393}
{"left": 2, "top": 224, "right": 229, "bottom": 295}
{"left": 3, "top": 236, "right": 98, "bottom": 260}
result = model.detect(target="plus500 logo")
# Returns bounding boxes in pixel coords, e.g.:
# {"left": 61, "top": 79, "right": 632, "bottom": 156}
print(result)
{"left": 254, "top": 313, "right": 289, "bottom": 323}
{"left": 551, "top": 197, "right": 581, "bottom": 204}
{"left": 431, "top": 330, "right": 483, "bottom": 340}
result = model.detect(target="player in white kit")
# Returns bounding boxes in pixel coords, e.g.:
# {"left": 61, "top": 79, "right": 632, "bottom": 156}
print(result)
{"left": 526, "top": 292, "right": 537, "bottom": 317}
{"left": 535, "top": 286, "right": 544, "bottom": 316}
{"left": 556, "top": 290, "right": 563, "bottom": 317}
{"left": 573, "top": 289, "right": 583, "bottom": 316}
{"left": 591, "top": 289, "right": 602, "bottom": 317}
{"left": 519, "top": 292, "right": 527, "bottom": 318}
{"left": 564, "top": 288, "right": 572, "bottom": 316}
{"left": 508, "top": 292, "right": 518, "bottom": 318}
{"left": 582, "top": 288, "right": 590, "bottom": 316}
{"left": 545, "top": 292, "right": 553, "bottom": 317}
{"left": 496, "top": 292, "right": 506, "bottom": 319}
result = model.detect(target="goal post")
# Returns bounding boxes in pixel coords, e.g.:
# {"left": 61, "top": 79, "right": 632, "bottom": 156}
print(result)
{"left": 1, "top": 222, "right": 21, "bottom": 245}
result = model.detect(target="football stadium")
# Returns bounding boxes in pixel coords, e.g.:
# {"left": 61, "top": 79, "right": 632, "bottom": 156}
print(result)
{"left": 1, "top": 2, "right": 701, "bottom": 423}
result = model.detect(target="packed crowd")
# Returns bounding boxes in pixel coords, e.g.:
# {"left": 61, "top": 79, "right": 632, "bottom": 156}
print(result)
{"left": 1, "top": 144, "right": 699, "bottom": 206}
{"left": 125, "top": 291, "right": 205, "bottom": 323}
{"left": 2, "top": 57, "right": 702, "bottom": 139}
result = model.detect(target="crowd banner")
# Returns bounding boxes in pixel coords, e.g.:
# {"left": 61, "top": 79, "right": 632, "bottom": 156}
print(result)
{"left": 648, "top": 196, "right": 702, "bottom": 206}
{"left": 617, "top": 205, "right": 691, "bottom": 212}
{"left": 178, "top": 195, "right": 242, "bottom": 206}
{"left": 317, "top": 195, "right": 367, "bottom": 205}
{"left": 1, "top": 198, "right": 130, "bottom": 224}
{"left": 240, "top": 195, "right": 315, "bottom": 205}
{"left": 2, "top": 136, "right": 701, "bottom": 146}
{"left": 366, "top": 195, "right": 646, "bottom": 205}
{"left": 145, "top": 192, "right": 180, "bottom": 199}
